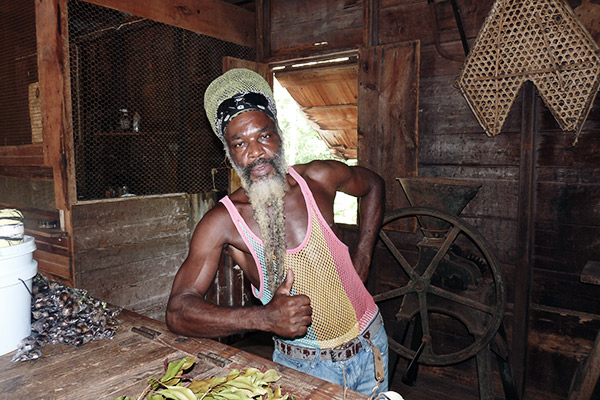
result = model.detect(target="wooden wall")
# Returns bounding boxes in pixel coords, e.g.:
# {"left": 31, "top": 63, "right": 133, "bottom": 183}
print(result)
{"left": 0, "top": 0, "right": 256, "bottom": 324}
{"left": 267, "top": 0, "right": 600, "bottom": 398}
{"left": 0, "top": 1, "right": 58, "bottom": 220}
{"left": 72, "top": 194, "right": 192, "bottom": 321}
{"left": 266, "top": 0, "right": 362, "bottom": 61}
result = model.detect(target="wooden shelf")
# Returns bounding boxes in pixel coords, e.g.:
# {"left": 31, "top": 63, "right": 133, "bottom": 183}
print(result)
{"left": 25, "top": 227, "right": 68, "bottom": 239}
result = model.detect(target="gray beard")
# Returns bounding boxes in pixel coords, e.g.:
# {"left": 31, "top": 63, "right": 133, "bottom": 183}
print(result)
{"left": 231, "top": 153, "right": 288, "bottom": 293}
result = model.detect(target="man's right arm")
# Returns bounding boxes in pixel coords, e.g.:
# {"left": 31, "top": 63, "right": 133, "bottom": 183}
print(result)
{"left": 165, "top": 205, "right": 312, "bottom": 339}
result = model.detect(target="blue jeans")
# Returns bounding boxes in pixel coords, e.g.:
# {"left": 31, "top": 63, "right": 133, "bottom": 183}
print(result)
{"left": 273, "top": 324, "right": 389, "bottom": 397}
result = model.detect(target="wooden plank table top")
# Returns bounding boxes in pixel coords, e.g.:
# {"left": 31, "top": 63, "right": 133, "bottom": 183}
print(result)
{"left": 0, "top": 309, "right": 367, "bottom": 400}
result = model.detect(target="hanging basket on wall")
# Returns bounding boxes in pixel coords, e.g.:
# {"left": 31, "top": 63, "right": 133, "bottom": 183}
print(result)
{"left": 455, "top": 0, "right": 600, "bottom": 144}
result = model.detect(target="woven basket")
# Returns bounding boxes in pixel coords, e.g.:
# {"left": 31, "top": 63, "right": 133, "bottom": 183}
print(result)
{"left": 456, "top": 0, "right": 600, "bottom": 143}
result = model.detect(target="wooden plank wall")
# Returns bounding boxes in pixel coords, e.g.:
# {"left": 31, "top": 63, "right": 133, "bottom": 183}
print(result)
{"left": 268, "top": 0, "right": 600, "bottom": 398}
{"left": 0, "top": 1, "right": 62, "bottom": 228}
{"left": 71, "top": 194, "right": 191, "bottom": 321}
{"left": 0, "top": 178, "right": 55, "bottom": 211}
{"left": 357, "top": 42, "right": 420, "bottom": 215}
{"left": 268, "top": 0, "right": 363, "bottom": 61}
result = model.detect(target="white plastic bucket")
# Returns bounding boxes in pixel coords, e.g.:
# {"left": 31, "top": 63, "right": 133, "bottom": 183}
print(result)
{"left": 0, "top": 235, "right": 37, "bottom": 356}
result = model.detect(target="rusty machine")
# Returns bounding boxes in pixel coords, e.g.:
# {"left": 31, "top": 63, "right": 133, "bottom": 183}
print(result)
{"left": 374, "top": 177, "right": 518, "bottom": 399}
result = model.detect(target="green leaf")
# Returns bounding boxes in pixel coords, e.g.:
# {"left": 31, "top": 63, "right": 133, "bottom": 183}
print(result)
{"left": 158, "top": 385, "right": 197, "bottom": 400}
{"left": 180, "top": 356, "right": 196, "bottom": 371}
{"left": 161, "top": 358, "right": 187, "bottom": 383}
{"left": 160, "top": 356, "right": 196, "bottom": 386}
{"left": 187, "top": 375, "right": 227, "bottom": 394}
{"left": 260, "top": 369, "right": 281, "bottom": 384}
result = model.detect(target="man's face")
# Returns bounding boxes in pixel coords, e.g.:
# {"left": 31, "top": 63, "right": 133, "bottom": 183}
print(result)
{"left": 224, "top": 110, "right": 283, "bottom": 183}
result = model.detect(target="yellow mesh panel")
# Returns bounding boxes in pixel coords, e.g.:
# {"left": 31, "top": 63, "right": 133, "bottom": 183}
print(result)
{"left": 285, "top": 213, "right": 359, "bottom": 348}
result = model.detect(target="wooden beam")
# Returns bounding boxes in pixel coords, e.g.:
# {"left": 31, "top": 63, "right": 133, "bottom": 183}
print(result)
{"left": 363, "top": 0, "right": 379, "bottom": 47}
{"left": 256, "top": 0, "right": 270, "bottom": 61}
{"left": 0, "top": 144, "right": 45, "bottom": 167}
{"left": 36, "top": 0, "right": 76, "bottom": 210}
{"left": 0, "top": 166, "right": 53, "bottom": 180}
{"left": 83, "top": 0, "right": 255, "bottom": 48}
{"left": 512, "top": 80, "right": 538, "bottom": 397}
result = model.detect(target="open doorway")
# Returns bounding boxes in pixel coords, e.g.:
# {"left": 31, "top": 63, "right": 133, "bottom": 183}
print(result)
{"left": 272, "top": 61, "right": 358, "bottom": 224}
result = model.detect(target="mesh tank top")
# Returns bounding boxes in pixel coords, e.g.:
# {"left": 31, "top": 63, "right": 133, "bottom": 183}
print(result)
{"left": 220, "top": 166, "right": 378, "bottom": 349}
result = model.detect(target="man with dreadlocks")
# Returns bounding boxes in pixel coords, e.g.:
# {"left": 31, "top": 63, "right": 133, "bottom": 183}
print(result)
{"left": 166, "top": 69, "right": 388, "bottom": 397}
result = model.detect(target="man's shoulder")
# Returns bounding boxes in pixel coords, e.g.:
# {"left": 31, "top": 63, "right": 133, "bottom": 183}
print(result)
{"left": 226, "top": 187, "right": 250, "bottom": 204}
{"left": 292, "top": 159, "right": 341, "bottom": 174}
{"left": 200, "top": 200, "right": 230, "bottom": 224}
{"left": 292, "top": 160, "right": 346, "bottom": 181}
{"left": 190, "top": 200, "right": 250, "bottom": 251}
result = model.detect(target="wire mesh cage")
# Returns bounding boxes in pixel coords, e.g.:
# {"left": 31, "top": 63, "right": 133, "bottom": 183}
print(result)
{"left": 68, "top": 0, "right": 255, "bottom": 200}
{"left": 0, "top": 0, "right": 38, "bottom": 146}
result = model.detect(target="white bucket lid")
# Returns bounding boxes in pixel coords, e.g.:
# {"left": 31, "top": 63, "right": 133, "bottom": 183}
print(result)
{"left": 0, "top": 236, "right": 38, "bottom": 286}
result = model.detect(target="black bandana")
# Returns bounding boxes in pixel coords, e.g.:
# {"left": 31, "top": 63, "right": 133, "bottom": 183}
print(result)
{"left": 216, "top": 92, "right": 276, "bottom": 137}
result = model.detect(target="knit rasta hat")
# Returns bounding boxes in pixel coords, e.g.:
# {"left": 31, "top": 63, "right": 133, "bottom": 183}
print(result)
{"left": 204, "top": 68, "right": 277, "bottom": 141}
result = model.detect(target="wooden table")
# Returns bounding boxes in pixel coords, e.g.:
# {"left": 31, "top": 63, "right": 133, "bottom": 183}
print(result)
{"left": 0, "top": 309, "right": 367, "bottom": 400}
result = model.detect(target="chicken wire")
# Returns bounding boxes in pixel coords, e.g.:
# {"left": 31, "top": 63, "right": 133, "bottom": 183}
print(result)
{"left": 68, "top": 1, "right": 255, "bottom": 200}
{"left": 0, "top": 0, "right": 38, "bottom": 146}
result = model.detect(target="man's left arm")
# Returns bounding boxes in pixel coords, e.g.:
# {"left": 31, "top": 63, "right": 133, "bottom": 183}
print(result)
{"left": 337, "top": 164, "right": 386, "bottom": 282}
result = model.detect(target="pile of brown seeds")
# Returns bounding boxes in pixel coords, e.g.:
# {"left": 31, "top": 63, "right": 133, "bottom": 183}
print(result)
{"left": 11, "top": 274, "right": 121, "bottom": 362}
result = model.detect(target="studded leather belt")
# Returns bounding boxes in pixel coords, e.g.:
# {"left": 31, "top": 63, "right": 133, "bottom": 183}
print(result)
{"left": 273, "top": 312, "right": 383, "bottom": 362}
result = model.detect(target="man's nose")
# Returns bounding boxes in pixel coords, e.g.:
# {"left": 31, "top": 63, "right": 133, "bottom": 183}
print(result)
{"left": 248, "top": 141, "right": 264, "bottom": 159}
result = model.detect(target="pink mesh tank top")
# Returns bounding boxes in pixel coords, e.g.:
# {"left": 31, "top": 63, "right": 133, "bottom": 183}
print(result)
{"left": 220, "top": 166, "right": 378, "bottom": 349}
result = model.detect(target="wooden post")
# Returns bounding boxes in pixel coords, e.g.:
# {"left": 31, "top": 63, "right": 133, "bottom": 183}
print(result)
{"left": 362, "top": 0, "right": 379, "bottom": 47}
{"left": 512, "top": 80, "right": 538, "bottom": 397}
{"left": 256, "top": 0, "right": 271, "bottom": 61}
{"left": 35, "top": 0, "right": 76, "bottom": 210}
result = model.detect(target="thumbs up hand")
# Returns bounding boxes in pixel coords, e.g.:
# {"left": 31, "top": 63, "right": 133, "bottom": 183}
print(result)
{"left": 275, "top": 268, "right": 295, "bottom": 296}
{"left": 265, "top": 270, "right": 312, "bottom": 338}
